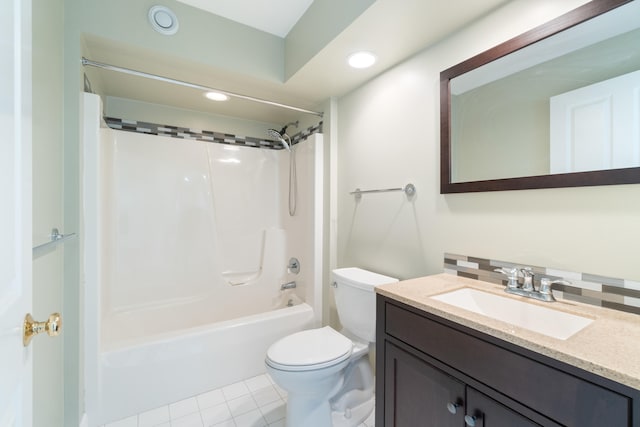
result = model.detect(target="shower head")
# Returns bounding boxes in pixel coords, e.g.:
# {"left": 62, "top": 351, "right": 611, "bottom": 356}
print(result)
{"left": 267, "top": 128, "right": 291, "bottom": 151}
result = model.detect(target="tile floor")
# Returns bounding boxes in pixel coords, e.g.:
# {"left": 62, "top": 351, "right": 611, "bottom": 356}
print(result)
{"left": 102, "top": 373, "right": 375, "bottom": 427}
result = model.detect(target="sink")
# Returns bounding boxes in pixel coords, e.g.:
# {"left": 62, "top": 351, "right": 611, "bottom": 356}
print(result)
{"left": 431, "top": 288, "right": 593, "bottom": 340}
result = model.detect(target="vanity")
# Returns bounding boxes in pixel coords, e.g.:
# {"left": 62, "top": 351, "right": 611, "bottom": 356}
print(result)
{"left": 375, "top": 274, "right": 640, "bottom": 426}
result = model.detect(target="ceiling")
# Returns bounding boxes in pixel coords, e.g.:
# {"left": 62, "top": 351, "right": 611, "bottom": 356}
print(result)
{"left": 175, "top": 0, "right": 314, "bottom": 37}
{"left": 85, "top": 0, "right": 511, "bottom": 125}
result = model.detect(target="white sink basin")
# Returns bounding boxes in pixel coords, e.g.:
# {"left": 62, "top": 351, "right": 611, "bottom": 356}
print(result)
{"left": 431, "top": 288, "right": 593, "bottom": 340}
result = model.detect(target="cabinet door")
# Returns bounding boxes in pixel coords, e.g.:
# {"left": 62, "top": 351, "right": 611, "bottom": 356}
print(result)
{"left": 384, "top": 342, "right": 465, "bottom": 426}
{"left": 465, "top": 387, "right": 540, "bottom": 427}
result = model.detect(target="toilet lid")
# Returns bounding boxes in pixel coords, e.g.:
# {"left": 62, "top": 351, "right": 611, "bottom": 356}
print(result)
{"left": 266, "top": 326, "right": 352, "bottom": 371}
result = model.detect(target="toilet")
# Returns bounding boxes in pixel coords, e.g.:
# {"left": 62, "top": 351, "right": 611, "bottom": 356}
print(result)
{"left": 265, "top": 268, "right": 398, "bottom": 427}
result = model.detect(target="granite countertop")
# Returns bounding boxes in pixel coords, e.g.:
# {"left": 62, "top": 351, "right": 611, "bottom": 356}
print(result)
{"left": 376, "top": 273, "right": 640, "bottom": 390}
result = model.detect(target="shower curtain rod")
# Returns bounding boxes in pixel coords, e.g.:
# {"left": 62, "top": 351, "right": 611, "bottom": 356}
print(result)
{"left": 81, "top": 57, "right": 324, "bottom": 118}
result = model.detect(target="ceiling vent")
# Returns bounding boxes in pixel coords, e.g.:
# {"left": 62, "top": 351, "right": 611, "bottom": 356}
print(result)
{"left": 148, "top": 6, "right": 179, "bottom": 35}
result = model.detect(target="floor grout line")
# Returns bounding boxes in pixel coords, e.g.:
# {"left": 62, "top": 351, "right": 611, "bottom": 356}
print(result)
{"left": 102, "top": 372, "right": 373, "bottom": 427}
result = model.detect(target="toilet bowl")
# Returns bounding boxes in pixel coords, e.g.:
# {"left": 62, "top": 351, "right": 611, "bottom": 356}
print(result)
{"left": 266, "top": 327, "right": 354, "bottom": 427}
{"left": 265, "top": 268, "right": 398, "bottom": 426}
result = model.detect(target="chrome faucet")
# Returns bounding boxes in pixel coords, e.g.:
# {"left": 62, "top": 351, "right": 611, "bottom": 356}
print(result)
{"left": 520, "top": 268, "right": 534, "bottom": 291}
{"left": 280, "top": 281, "right": 297, "bottom": 290}
{"left": 495, "top": 267, "right": 571, "bottom": 303}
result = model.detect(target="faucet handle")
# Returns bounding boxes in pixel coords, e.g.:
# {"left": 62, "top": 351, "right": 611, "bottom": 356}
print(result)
{"left": 539, "top": 277, "right": 571, "bottom": 295}
{"left": 495, "top": 267, "right": 517, "bottom": 276}
{"left": 494, "top": 267, "right": 519, "bottom": 288}
{"left": 520, "top": 267, "right": 535, "bottom": 291}
{"left": 520, "top": 267, "right": 534, "bottom": 277}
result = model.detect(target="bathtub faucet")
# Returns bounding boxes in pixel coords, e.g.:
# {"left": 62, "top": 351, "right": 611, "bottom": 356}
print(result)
{"left": 281, "top": 281, "right": 297, "bottom": 290}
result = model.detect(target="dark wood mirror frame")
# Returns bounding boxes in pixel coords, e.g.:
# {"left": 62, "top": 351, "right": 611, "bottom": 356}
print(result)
{"left": 440, "top": 0, "right": 640, "bottom": 193}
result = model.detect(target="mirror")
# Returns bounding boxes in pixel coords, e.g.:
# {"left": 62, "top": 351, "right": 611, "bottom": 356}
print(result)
{"left": 441, "top": 0, "right": 640, "bottom": 193}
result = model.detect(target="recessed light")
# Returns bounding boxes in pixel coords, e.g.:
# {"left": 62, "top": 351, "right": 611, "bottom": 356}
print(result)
{"left": 204, "top": 91, "right": 230, "bottom": 102}
{"left": 348, "top": 51, "right": 376, "bottom": 69}
{"left": 148, "top": 6, "right": 179, "bottom": 35}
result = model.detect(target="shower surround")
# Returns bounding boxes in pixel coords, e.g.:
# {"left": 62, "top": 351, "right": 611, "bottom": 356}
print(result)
{"left": 82, "top": 94, "right": 324, "bottom": 425}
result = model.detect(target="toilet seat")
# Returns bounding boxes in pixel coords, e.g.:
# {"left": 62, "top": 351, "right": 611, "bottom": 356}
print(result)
{"left": 266, "top": 326, "right": 353, "bottom": 372}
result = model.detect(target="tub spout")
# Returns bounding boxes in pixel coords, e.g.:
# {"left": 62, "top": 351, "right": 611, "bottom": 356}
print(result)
{"left": 281, "top": 281, "right": 297, "bottom": 290}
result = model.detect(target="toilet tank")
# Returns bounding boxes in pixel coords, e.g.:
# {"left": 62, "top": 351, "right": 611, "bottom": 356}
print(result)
{"left": 332, "top": 268, "right": 398, "bottom": 343}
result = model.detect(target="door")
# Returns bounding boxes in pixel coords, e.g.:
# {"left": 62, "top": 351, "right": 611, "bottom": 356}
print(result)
{"left": 384, "top": 342, "right": 465, "bottom": 426}
{"left": 550, "top": 70, "right": 640, "bottom": 173}
{"left": 465, "top": 387, "right": 540, "bottom": 427}
{"left": 1, "top": 0, "right": 33, "bottom": 425}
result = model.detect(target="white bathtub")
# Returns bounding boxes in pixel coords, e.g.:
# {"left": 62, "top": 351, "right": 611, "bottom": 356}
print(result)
{"left": 96, "top": 299, "right": 314, "bottom": 424}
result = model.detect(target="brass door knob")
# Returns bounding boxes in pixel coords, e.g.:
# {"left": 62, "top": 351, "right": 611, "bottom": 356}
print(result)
{"left": 23, "top": 312, "right": 62, "bottom": 347}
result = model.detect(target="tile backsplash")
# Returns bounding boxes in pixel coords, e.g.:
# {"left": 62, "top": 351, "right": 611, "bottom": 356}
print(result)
{"left": 444, "top": 253, "right": 640, "bottom": 315}
{"left": 104, "top": 117, "right": 323, "bottom": 150}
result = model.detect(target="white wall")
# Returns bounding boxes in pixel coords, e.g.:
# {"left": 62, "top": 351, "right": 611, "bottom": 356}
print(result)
{"left": 336, "top": 0, "right": 640, "bottom": 283}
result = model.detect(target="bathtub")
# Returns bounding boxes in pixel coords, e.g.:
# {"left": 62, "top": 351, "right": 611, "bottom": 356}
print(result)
{"left": 97, "top": 298, "right": 314, "bottom": 424}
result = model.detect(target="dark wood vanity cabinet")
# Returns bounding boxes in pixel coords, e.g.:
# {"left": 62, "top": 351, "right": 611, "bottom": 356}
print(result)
{"left": 384, "top": 342, "right": 539, "bottom": 426}
{"left": 376, "top": 295, "right": 640, "bottom": 427}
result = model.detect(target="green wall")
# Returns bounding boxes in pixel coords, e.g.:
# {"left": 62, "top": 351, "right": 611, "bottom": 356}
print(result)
{"left": 32, "top": 0, "right": 65, "bottom": 425}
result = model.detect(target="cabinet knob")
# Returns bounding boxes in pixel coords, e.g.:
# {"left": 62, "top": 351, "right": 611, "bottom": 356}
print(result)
{"left": 464, "top": 414, "right": 482, "bottom": 426}
{"left": 446, "top": 402, "right": 460, "bottom": 415}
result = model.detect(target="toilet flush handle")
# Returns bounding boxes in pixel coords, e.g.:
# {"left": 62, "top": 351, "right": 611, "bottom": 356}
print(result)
{"left": 331, "top": 282, "right": 337, "bottom": 288}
